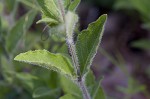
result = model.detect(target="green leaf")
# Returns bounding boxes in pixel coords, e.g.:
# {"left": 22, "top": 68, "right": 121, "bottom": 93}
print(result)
{"left": 33, "top": 87, "right": 60, "bottom": 98}
{"left": 92, "top": 86, "right": 105, "bottom": 99}
{"left": 14, "top": 50, "right": 75, "bottom": 78}
{"left": 76, "top": 14, "right": 107, "bottom": 75}
{"left": 85, "top": 71, "right": 105, "bottom": 99}
{"left": 130, "top": 0, "right": 150, "bottom": 16}
{"left": 69, "top": 0, "right": 81, "bottom": 11}
{"left": 36, "top": 17, "right": 58, "bottom": 25}
{"left": 64, "top": 0, "right": 71, "bottom": 9}
{"left": 60, "top": 76, "right": 81, "bottom": 97}
{"left": 131, "top": 39, "right": 150, "bottom": 50}
{"left": 37, "top": 0, "right": 63, "bottom": 26}
{"left": 6, "top": 10, "right": 37, "bottom": 53}
{"left": 60, "top": 94, "right": 81, "bottom": 99}
{"left": 91, "top": 77, "right": 105, "bottom": 99}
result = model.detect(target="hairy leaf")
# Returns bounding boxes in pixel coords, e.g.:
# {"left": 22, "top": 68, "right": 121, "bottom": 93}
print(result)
{"left": 37, "top": 0, "right": 63, "bottom": 26}
{"left": 14, "top": 50, "right": 75, "bottom": 78}
{"left": 76, "top": 14, "right": 107, "bottom": 75}
{"left": 69, "top": 0, "right": 81, "bottom": 11}
{"left": 6, "top": 10, "right": 37, "bottom": 53}
{"left": 65, "top": 11, "right": 78, "bottom": 40}
{"left": 36, "top": 17, "right": 58, "bottom": 25}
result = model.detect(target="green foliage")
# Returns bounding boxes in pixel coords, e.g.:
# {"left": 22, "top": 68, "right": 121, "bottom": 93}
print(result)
{"left": 131, "top": 39, "right": 150, "bottom": 50}
{"left": 60, "top": 70, "right": 106, "bottom": 99}
{"left": 13, "top": 0, "right": 107, "bottom": 99}
{"left": 68, "top": 0, "right": 81, "bottom": 11}
{"left": 86, "top": 71, "right": 105, "bottom": 99}
{"left": 114, "top": 0, "right": 150, "bottom": 29}
{"left": 64, "top": 0, "right": 71, "bottom": 9}
{"left": 76, "top": 14, "right": 107, "bottom": 76}
{"left": 14, "top": 50, "right": 75, "bottom": 78}
{"left": 36, "top": 0, "right": 63, "bottom": 26}
{"left": 4, "top": 0, "right": 16, "bottom": 13}
{"left": 6, "top": 10, "right": 37, "bottom": 53}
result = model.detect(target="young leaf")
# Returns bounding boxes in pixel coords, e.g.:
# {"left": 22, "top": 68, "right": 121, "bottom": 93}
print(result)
{"left": 91, "top": 78, "right": 105, "bottom": 99}
{"left": 6, "top": 10, "right": 37, "bottom": 53}
{"left": 64, "top": 0, "right": 71, "bottom": 9}
{"left": 36, "top": 17, "right": 58, "bottom": 25}
{"left": 69, "top": 0, "right": 81, "bottom": 11}
{"left": 85, "top": 71, "right": 105, "bottom": 99}
{"left": 76, "top": 14, "right": 107, "bottom": 75}
{"left": 92, "top": 86, "right": 105, "bottom": 99}
{"left": 14, "top": 50, "right": 75, "bottom": 78}
{"left": 65, "top": 11, "right": 78, "bottom": 41}
{"left": 37, "top": 0, "right": 63, "bottom": 26}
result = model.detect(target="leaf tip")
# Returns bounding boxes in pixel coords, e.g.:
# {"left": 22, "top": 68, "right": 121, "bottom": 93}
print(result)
{"left": 14, "top": 53, "right": 22, "bottom": 61}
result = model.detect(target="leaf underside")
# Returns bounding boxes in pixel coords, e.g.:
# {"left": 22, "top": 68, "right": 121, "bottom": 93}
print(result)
{"left": 14, "top": 50, "right": 75, "bottom": 78}
{"left": 76, "top": 14, "right": 107, "bottom": 75}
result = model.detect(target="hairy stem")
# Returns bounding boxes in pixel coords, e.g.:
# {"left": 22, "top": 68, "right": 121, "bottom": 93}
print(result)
{"left": 67, "top": 39, "right": 91, "bottom": 99}
{"left": 67, "top": 40, "right": 80, "bottom": 76}
{"left": 57, "top": 1, "right": 91, "bottom": 99}
{"left": 78, "top": 78, "right": 91, "bottom": 99}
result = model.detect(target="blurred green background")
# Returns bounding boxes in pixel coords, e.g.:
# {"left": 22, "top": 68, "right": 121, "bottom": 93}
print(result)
{"left": 0, "top": 0, "right": 150, "bottom": 99}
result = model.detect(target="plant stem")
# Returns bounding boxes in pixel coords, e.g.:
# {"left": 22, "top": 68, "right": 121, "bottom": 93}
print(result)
{"left": 78, "top": 78, "right": 91, "bottom": 99}
{"left": 57, "top": 1, "right": 91, "bottom": 99}
{"left": 67, "top": 39, "right": 91, "bottom": 99}
{"left": 67, "top": 41, "right": 80, "bottom": 76}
